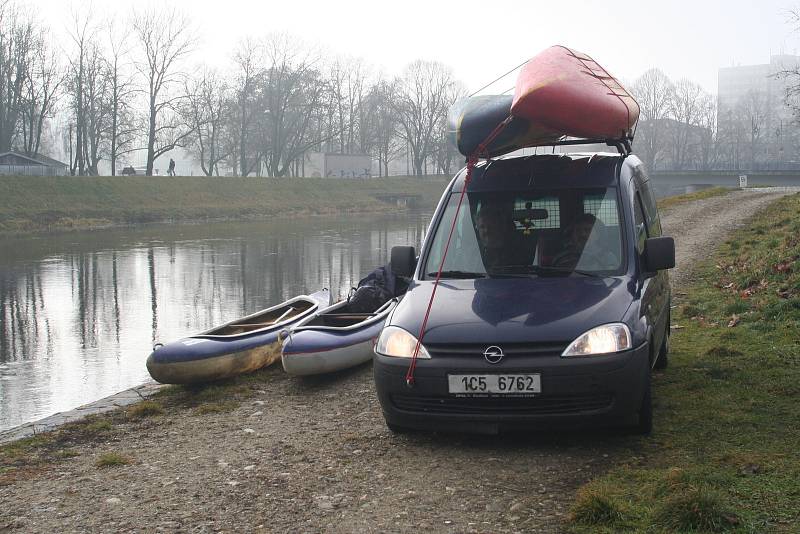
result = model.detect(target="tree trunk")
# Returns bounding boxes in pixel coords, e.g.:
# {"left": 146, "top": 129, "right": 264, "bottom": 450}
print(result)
{"left": 146, "top": 96, "right": 156, "bottom": 176}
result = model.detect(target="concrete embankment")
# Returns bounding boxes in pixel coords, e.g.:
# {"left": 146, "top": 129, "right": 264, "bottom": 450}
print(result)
{"left": 0, "top": 175, "right": 449, "bottom": 235}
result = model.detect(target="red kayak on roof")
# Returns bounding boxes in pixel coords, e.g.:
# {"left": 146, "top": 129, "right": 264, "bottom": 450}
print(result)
{"left": 511, "top": 45, "right": 639, "bottom": 140}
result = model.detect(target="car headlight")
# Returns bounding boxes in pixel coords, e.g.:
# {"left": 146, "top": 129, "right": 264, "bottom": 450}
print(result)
{"left": 375, "top": 326, "right": 431, "bottom": 359}
{"left": 561, "top": 323, "right": 631, "bottom": 357}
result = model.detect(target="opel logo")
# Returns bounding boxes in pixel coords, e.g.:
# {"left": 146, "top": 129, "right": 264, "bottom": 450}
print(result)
{"left": 484, "top": 345, "right": 504, "bottom": 364}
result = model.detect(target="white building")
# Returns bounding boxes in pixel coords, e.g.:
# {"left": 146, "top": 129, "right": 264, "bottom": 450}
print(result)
{"left": 304, "top": 152, "right": 373, "bottom": 178}
{"left": 717, "top": 55, "right": 800, "bottom": 168}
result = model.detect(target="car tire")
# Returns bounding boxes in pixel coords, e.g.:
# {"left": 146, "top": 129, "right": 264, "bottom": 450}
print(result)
{"left": 635, "top": 372, "right": 653, "bottom": 435}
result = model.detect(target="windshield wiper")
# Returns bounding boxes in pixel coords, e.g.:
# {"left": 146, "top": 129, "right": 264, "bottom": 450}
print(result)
{"left": 534, "top": 266, "right": 604, "bottom": 278}
{"left": 487, "top": 265, "right": 603, "bottom": 278}
{"left": 426, "top": 270, "right": 487, "bottom": 279}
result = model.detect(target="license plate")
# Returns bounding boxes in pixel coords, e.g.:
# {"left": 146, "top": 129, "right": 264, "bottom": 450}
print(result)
{"left": 448, "top": 374, "right": 541, "bottom": 395}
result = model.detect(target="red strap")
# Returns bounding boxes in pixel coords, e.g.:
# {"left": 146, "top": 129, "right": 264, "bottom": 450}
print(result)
{"left": 405, "top": 116, "right": 512, "bottom": 386}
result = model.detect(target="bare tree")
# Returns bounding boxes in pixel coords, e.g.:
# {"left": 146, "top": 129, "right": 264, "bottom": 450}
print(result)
{"left": 737, "top": 89, "right": 769, "bottom": 169}
{"left": 394, "top": 60, "right": 458, "bottom": 176}
{"left": 105, "top": 19, "right": 137, "bottom": 176}
{"left": 0, "top": 1, "right": 36, "bottom": 153}
{"left": 82, "top": 42, "right": 115, "bottom": 175}
{"left": 64, "top": 6, "right": 95, "bottom": 175}
{"left": 132, "top": 7, "right": 196, "bottom": 176}
{"left": 775, "top": 9, "right": 800, "bottom": 117}
{"left": 326, "top": 56, "right": 369, "bottom": 154}
{"left": 229, "top": 38, "right": 264, "bottom": 176}
{"left": 666, "top": 79, "right": 704, "bottom": 170}
{"left": 364, "top": 79, "right": 402, "bottom": 177}
{"left": 258, "top": 34, "right": 329, "bottom": 178}
{"left": 183, "top": 68, "right": 230, "bottom": 176}
{"left": 695, "top": 92, "right": 718, "bottom": 171}
{"left": 631, "top": 68, "right": 673, "bottom": 170}
{"left": 19, "top": 29, "right": 61, "bottom": 156}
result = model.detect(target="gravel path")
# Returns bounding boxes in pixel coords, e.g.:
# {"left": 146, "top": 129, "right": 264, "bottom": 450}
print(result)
{"left": 0, "top": 189, "right": 793, "bottom": 534}
{"left": 660, "top": 189, "right": 793, "bottom": 291}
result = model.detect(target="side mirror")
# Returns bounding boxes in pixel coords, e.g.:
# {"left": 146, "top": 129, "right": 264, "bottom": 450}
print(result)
{"left": 644, "top": 237, "right": 675, "bottom": 272}
{"left": 391, "top": 246, "right": 416, "bottom": 278}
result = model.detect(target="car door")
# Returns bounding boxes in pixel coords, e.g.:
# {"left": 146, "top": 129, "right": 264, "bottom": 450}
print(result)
{"left": 631, "top": 175, "right": 664, "bottom": 365}
{"left": 632, "top": 169, "right": 669, "bottom": 364}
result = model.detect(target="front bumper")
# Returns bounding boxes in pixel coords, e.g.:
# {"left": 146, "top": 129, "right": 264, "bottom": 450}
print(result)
{"left": 373, "top": 342, "right": 650, "bottom": 434}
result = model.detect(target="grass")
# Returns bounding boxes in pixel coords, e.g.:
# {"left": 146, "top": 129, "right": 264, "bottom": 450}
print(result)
{"left": 95, "top": 452, "right": 131, "bottom": 468}
{"left": 0, "top": 435, "right": 52, "bottom": 461}
{"left": 568, "top": 193, "right": 800, "bottom": 533}
{"left": 194, "top": 401, "right": 240, "bottom": 415}
{"left": 657, "top": 187, "right": 731, "bottom": 210}
{"left": 0, "top": 174, "right": 449, "bottom": 234}
{"left": 571, "top": 484, "right": 628, "bottom": 527}
{"left": 126, "top": 401, "right": 164, "bottom": 418}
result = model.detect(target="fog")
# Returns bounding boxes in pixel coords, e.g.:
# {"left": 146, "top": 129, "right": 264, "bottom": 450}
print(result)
{"left": 28, "top": 0, "right": 800, "bottom": 94}
{"left": 4, "top": 0, "right": 799, "bottom": 177}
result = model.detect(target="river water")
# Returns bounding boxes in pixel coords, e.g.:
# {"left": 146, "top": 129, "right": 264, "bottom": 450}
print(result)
{"left": 0, "top": 212, "right": 430, "bottom": 432}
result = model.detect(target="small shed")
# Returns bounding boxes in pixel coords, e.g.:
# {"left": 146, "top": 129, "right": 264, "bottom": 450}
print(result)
{"left": 0, "top": 151, "right": 68, "bottom": 176}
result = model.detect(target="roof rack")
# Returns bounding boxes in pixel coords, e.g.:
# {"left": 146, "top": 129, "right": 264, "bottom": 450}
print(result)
{"left": 530, "top": 135, "right": 634, "bottom": 157}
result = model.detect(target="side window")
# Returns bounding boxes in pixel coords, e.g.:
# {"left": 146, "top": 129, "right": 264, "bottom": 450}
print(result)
{"left": 634, "top": 193, "right": 648, "bottom": 254}
{"left": 639, "top": 180, "right": 662, "bottom": 237}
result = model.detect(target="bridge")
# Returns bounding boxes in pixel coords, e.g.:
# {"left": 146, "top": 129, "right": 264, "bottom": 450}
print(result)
{"left": 651, "top": 170, "right": 800, "bottom": 188}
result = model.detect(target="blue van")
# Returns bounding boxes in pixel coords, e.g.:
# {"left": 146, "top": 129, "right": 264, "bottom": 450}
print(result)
{"left": 373, "top": 151, "right": 674, "bottom": 434}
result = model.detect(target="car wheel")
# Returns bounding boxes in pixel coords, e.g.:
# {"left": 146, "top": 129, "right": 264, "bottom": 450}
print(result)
{"left": 654, "top": 327, "right": 669, "bottom": 370}
{"left": 635, "top": 373, "right": 653, "bottom": 435}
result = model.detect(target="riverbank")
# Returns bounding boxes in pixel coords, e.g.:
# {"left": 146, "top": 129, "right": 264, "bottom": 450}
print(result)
{"left": 569, "top": 193, "right": 800, "bottom": 532}
{"left": 0, "top": 175, "right": 449, "bottom": 235}
{"left": 1, "top": 189, "right": 792, "bottom": 533}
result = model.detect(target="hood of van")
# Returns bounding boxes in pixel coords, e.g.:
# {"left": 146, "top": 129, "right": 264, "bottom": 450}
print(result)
{"left": 390, "top": 276, "right": 634, "bottom": 345}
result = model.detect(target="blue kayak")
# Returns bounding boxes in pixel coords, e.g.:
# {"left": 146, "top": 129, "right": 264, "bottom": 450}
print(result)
{"left": 146, "top": 289, "right": 330, "bottom": 384}
{"left": 281, "top": 298, "right": 398, "bottom": 376}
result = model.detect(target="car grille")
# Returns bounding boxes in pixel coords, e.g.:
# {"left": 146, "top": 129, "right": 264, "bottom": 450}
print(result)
{"left": 391, "top": 393, "right": 614, "bottom": 416}
{"left": 424, "top": 342, "right": 569, "bottom": 358}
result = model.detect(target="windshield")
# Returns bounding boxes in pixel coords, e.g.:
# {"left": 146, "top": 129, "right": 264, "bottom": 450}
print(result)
{"left": 423, "top": 187, "right": 624, "bottom": 278}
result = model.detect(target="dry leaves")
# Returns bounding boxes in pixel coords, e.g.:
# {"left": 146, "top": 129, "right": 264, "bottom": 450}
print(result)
{"left": 740, "top": 279, "right": 768, "bottom": 299}
{"left": 776, "top": 288, "right": 793, "bottom": 299}
{"left": 772, "top": 259, "right": 795, "bottom": 274}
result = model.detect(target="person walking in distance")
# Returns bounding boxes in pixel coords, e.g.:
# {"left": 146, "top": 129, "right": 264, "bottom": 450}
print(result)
{"left": 168, "top": 158, "right": 176, "bottom": 177}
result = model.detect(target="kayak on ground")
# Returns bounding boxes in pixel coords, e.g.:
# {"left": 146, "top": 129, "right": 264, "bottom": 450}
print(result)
{"left": 146, "top": 289, "right": 331, "bottom": 384}
{"left": 281, "top": 297, "right": 398, "bottom": 376}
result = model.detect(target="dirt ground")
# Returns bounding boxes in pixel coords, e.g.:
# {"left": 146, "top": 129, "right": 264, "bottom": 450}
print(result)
{"left": 0, "top": 189, "right": 792, "bottom": 534}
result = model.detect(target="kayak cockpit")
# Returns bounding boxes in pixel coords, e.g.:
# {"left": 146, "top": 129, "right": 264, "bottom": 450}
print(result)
{"left": 199, "top": 294, "right": 325, "bottom": 338}
{"left": 294, "top": 299, "right": 396, "bottom": 331}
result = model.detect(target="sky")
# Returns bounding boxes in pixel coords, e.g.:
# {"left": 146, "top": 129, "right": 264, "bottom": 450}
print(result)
{"left": 25, "top": 0, "right": 800, "bottom": 95}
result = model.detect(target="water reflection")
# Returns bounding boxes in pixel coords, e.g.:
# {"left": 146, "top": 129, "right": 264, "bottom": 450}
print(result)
{"left": 0, "top": 212, "right": 429, "bottom": 431}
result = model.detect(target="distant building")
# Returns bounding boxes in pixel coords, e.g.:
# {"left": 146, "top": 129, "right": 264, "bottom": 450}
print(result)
{"left": 717, "top": 55, "right": 800, "bottom": 169}
{"left": 304, "top": 152, "right": 373, "bottom": 178}
{"left": 0, "top": 151, "right": 68, "bottom": 176}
